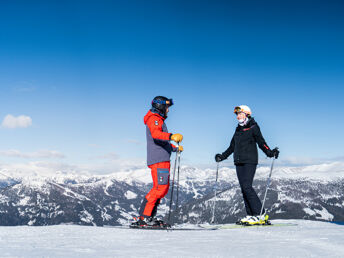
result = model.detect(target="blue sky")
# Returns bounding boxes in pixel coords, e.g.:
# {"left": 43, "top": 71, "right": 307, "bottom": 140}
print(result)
{"left": 0, "top": 1, "right": 343, "bottom": 173}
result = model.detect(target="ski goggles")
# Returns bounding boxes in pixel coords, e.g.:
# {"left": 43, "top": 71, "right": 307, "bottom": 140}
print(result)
{"left": 233, "top": 106, "right": 243, "bottom": 114}
{"left": 152, "top": 98, "right": 174, "bottom": 106}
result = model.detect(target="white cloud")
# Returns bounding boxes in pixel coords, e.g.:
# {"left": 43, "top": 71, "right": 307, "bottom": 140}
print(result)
{"left": 14, "top": 86, "right": 37, "bottom": 93}
{"left": 188, "top": 156, "right": 344, "bottom": 170}
{"left": 0, "top": 161, "right": 79, "bottom": 179}
{"left": 0, "top": 158, "right": 147, "bottom": 178}
{"left": 0, "top": 150, "right": 65, "bottom": 159}
{"left": 12, "top": 81, "right": 37, "bottom": 93}
{"left": 2, "top": 114, "right": 32, "bottom": 129}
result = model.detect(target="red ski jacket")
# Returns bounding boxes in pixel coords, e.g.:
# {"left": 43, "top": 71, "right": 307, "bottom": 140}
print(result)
{"left": 144, "top": 110, "right": 177, "bottom": 166}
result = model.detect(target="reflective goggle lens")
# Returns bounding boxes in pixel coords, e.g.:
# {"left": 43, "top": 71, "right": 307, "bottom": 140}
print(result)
{"left": 234, "top": 106, "right": 242, "bottom": 114}
{"left": 166, "top": 99, "right": 174, "bottom": 106}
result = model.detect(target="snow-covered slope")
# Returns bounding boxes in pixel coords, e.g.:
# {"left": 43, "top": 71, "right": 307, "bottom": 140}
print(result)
{"left": 0, "top": 161, "right": 343, "bottom": 226}
{"left": 0, "top": 220, "right": 343, "bottom": 257}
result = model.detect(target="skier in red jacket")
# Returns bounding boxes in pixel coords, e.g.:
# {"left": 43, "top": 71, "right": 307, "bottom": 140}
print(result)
{"left": 131, "top": 96, "right": 183, "bottom": 227}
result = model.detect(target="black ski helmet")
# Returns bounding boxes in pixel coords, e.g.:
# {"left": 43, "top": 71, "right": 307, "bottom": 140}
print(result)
{"left": 151, "top": 96, "right": 173, "bottom": 113}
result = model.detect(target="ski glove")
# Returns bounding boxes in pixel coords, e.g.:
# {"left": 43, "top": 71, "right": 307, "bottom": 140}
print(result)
{"left": 272, "top": 148, "right": 279, "bottom": 159}
{"left": 171, "top": 133, "right": 183, "bottom": 143}
{"left": 215, "top": 154, "right": 225, "bottom": 162}
{"left": 178, "top": 145, "right": 184, "bottom": 152}
{"left": 267, "top": 147, "right": 279, "bottom": 159}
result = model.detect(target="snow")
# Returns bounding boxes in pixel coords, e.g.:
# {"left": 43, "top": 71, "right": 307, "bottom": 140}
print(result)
{"left": 106, "top": 161, "right": 344, "bottom": 186}
{"left": 0, "top": 220, "right": 343, "bottom": 257}
{"left": 1, "top": 161, "right": 343, "bottom": 191}
{"left": 124, "top": 190, "right": 137, "bottom": 199}
{"left": 303, "top": 207, "right": 334, "bottom": 221}
{"left": 314, "top": 207, "right": 334, "bottom": 221}
{"left": 80, "top": 210, "right": 95, "bottom": 225}
{"left": 188, "top": 212, "right": 199, "bottom": 218}
{"left": 110, "top": 167, "right": 152, "bottom": 184}
{"left": 17, "top": 196, "right": 30, "bottom": 206}
{"left": 304, "top": 208, "right": 316, "bottom": 216}
{"left": 259, "top": 161, "right": 344, "bottom": 181}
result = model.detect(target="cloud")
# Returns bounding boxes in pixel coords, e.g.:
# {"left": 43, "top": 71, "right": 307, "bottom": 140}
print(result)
{"left": 12, "top": 81, "right": 37, "bottom": 93}
{"left": 2, "top": 115, "right": 32, "bottom": 129}
{"left": 0, "top": 161, "right": 79, "bottom": 178}
{"left": 256, "top": 156, "right": 344, "bottom": 167}
{"left": 14, "top": 86, "right": 37, "bottom": 93}
{"left": 192, "top": 156, "right": 344, "bottom": 170}
{"left": 0, "top": 150, "right": 65, "bottom": 159}
{"left": 0, "top": 157, "right": 147, "bottom": 178}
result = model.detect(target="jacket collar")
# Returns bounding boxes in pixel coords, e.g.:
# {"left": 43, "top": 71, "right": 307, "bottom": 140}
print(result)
{"left": 144, "top": 110, "right": 165, "bottom": 125}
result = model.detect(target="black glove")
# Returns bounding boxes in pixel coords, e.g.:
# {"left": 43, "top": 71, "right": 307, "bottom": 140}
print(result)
{"left": 215, "top": 153, "right": 224, "bottom": 162}
{"left": 272, "top": 147, "right": 279, "bottom": 159}
{"left": 267, "top": 147, "right": 279, "bottom": 159}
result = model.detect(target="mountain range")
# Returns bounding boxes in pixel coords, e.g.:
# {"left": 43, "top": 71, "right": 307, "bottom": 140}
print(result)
{"left": 0, "top": 161, "right": 343, "bottom": 226}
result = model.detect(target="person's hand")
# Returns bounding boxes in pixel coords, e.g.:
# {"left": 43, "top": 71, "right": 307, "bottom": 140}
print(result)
{"left": 215, "top": 153, "right": 224, "bottom": 162}
{"left": 178, "top": 145, "right": 184, "bottom": 152}
{"left": 171, "top": 133, "right": 183, "bottom": 143}
{"left": 272, "top": 147, "right": 279, "bottom": 159}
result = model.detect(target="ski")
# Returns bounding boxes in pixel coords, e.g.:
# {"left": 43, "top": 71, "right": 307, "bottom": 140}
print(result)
{"left": 203, "top": 222, "right": 298, "bottom": 230}
{"left": 106, "top": 225, "right": 218, "bottom": 231}
{"left": 129, "top": 225, "right": 218, "bottom": 231}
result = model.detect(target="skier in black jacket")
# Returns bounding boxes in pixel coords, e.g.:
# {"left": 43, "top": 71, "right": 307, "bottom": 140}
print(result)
{"left": 215, "top": 105, "right": 279, "bottom": 225}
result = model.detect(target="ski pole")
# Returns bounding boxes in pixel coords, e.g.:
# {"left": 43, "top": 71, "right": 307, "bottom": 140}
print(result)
{"left": 167, "top": 143, "right": 179, "bottom": 224}
{"left": 175, "top": 149, "right": 181, "bottom": 213}
{"left": 259, "top": 157, "right": 276, "bottom": 221}
{"left": 211, "top": 162, "right": 220, "bottom": 224}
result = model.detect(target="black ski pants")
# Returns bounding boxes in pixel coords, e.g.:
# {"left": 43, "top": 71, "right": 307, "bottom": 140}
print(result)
{"left": 236, "top": 163, "right": 264, "bottom": 216}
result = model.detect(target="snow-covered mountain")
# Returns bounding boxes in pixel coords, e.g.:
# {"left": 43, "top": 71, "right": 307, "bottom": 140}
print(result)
{"left": 0, "top": 162, "right": 343, "bottom": 226}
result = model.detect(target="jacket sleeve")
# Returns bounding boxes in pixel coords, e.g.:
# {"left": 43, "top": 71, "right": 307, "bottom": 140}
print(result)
{"left": 171, "top": 143, "right": 178, "bottom": 152}
{"left": 146, "top": 117, "right": 172, "bottom": 141}
{"left": 222, "top": 136, "right": 235, "bottom": 159}
{"left": 253, "top": 125, "right": 272, "bottom": 156}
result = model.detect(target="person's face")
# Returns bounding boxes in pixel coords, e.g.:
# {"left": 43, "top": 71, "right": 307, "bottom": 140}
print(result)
{"left": 237, "top": 112, "right": 246, "bottom": 121}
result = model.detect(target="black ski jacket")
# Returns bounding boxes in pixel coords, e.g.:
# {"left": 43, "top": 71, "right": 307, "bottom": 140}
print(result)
{"left": 221, "top": 118, "right": 272, "bottom": 165}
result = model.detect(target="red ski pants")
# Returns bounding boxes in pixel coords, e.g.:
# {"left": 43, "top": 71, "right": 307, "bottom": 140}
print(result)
{"left": 139, "top": 161, "right": 170, "bottom": 217}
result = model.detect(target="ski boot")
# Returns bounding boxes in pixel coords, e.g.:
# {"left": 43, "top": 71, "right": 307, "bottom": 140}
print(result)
{"left": 236, "top": 216, "right": 252, "bottom": 225}
{"left": 258, "top": 214, "right": 271, "bottom": 225}
{"left": 130, "top": 216, "right": 170, "bottom": 229}
{"left": 152, "top": 217, "right": 171, "bottom": 228}
{"left": 130, "top": 216, "right": 155, "bottom": 228}
{"left": 243, "top": 214, "right": 270, "bottom": 226}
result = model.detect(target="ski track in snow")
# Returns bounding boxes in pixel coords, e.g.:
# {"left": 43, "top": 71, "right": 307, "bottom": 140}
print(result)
{"left": 0, "top": 220, "right": 343, "bottom": 258}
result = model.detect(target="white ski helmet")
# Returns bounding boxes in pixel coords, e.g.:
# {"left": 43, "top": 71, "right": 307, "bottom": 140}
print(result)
{"left": 234, "top": 105, "right": 252, "bottom": 117}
